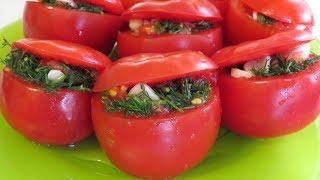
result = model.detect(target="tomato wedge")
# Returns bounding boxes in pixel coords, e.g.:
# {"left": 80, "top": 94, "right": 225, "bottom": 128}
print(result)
{"left": 0, "top": 39, "right": 112, "bottom": 145}
{"left": 94, "top": 51, "right": 218, "bottom": 91}
{"left": 23, "top": 1, "right": 123, "bottom": 54}
{"left": 92, "top": 51, "right": 221, "bottom": 178}
{"left": 211, "top": 31, "right": 320, "bottom": 138}
{"left": 122, "top": 0, "right": 222, "bottom": 22}
{"left": 225, "top": 0, "right": 314, "bottom": 44}
{"left": 14, "top": 38, "right": 111, "bottom": 71}
{"left": 212, "top": 30, "right": 313, "bottom": 68}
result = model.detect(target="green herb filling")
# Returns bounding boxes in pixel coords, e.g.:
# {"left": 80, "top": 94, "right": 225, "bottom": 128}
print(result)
{"left": 42, "top": 0, "right": 104, "bottom": 14}
{"left": 102, "top": 78, "right": 212, "bottom": 117}
{"left": 4, "top": 49, "right": 96, "bottom": 92}
{"left": 154, "top": 20, "right": 214, "bottom": 35}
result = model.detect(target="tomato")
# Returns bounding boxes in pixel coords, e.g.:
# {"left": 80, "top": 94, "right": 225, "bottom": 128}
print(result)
{"left": 219, "top": 61, "right": 320, "bottom": 138}
{"left": 0, "top": 69, "right": 93, "bottom": 145}
{"left": 225, "top": 0, "right": 314, "bottom": 44}
{"left": 118, "top": 28, "right": 223, "bottom": 57}
{"left": 91, "top": 88, "right": 221, "bottom": 178}
{"left": 0, "top": 39, "right": 112, "bottom": 145}
{"left": 23, "top": 1, "right": 123, "bottom": 54}
{"left": 212, "top": 30, "right": 313, "bottom": 68}
{"left": 14, "top": 38, "right": 111, "bottom": 71}
{"left": 79, "top": 0, "right": 124, "bottom": 15}
{"left": 94, "top": 51, "right": 218, "bottom": 92}
{"left": 211, "top": 30, "right": 319, "bottom": 138}
{"left": 92, "top": 51, "right": 221, "bottom": 178}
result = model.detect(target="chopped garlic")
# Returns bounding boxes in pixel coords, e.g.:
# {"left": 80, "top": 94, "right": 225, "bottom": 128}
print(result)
{"left": 231, "top": 68, "right": 254, "bottom": 79}
{"left": 47, "top": 70, "right": 66, "bottom": 82}
{"left": 191, "top": 98, "right": 203, "bottom": 105}
{"left": 58, "top": 0, "right": 77, "bottom": 8}
{"left": 280, "top": 43, "right": 310, "bottom": 62}
{"left": 129, "top": 83, "right": 160, "bottom": 101}
{"left": 129, "top": 19, "right": 143, "bottom": 33}
{"left": 252, "top": 11, "right": 258, "bottom": 21}
{"left": 243, "top": 56, "right": 271, "bottom": 71}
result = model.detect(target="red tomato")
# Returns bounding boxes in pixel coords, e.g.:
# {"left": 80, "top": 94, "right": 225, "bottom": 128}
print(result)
{"left": 14, "top": 38, "right": 112, "bottom": 71}
{"left": 211, "top": 30, "right": 319, "bottom": 138}
{"left": 79, "top": 0, "right": 124, "bottom": 15}
{"left": 212, "top": 30, "right": 313, "bottom": 68}
{"left": 225, "top": 0, "right": 314, "bottom": 44}
{"left": 219, "top": 61, "right": 320, "bottom": 138}
{"left": 91, "top": 84, "right": 221, "bottom": 179}
{"left": 94, "top": 51, "right": 218, "bottom": 92}
{"left": 23, "top": 1, "right": 123, "bottom": 54}
{"left": 92, "top": 51, "right": 221, "bottom": 178}
{"left": 118, "top": 28, "right": 223, "bottom": 57}
{"left": 0, "top": 69, "right": 93, "bottom": 145}
{"left": 0, "top": 39, "right": 112, "bottom": 145}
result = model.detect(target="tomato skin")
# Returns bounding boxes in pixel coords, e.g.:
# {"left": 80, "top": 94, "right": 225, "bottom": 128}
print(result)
{"left": 208, "top": 0, "right": 228, "bottom": 15}
{"left": 94, "top": 51, "right": 218, "bottom": 92}
{"left": 225, "top": 0, "right": 312, "bottom": 45}
{"left": 117, "top": 28, "right": 223, "bottom": 57}
{"left": 0, "top": 70, "right": 93, "bottom": 145}
{"left": 23, "top": 2, "right": 123, "bottom": 54}
{"left": 211, "top": 30, "right": 313, "bottom": 68}
{"left": 121, "top": 0, "right": 167, "bottom": 9}
{"left": 14, "top": 39, "right": 112, "bottom": 71}
{"left": 79, "top": 0, "right": 124, "bottom": 15}
{"left": 122, "top": 0, "right": 222, "bottom": 22}
{"left": 219, "top": 61, "right": 320, "bottom": 138}
{"left": 91, "top": 88, "right": 221, "bottom": 178}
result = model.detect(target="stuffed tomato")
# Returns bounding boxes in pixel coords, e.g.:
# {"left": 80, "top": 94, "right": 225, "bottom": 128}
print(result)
{"left": 117, "top": 0, "right": 223, "bottom": 57}
{"left": 211, "top": 30, "right": 320, "bottom": 138}
{"left": 225, "top": 0, "right": 314, "bottom": 44}
{"left": 92, "top": 51, "right": 221, "bottom": 178}
{"left": 23, "top": 0, "right": 124, "bottom": 54}
{"left": 0, "top": 39, "right": 111, "bottom": 145}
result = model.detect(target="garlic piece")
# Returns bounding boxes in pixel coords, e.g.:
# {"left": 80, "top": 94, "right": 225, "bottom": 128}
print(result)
{"left": 280, "top": 43, "right": 310, "bottom": 62}
{"left": 58, "top": 0, "right": 77, "bottom": 8}
{"left": 129, "top": 19, "right": 143, "bottom": 33}
{"left": 129, "top": 83, "right": 160, "bottom": 101}
{"left": 252, "top": 11, "right": 258, "bottom": 21}
{"left": 243, "top": 56, "right": 271, "bottom": 71}
{"left": 48, "top": 70, "right": 65, "bottom": 82}
{"left": 231, "top": 68, "right": 254, "bottom": 79}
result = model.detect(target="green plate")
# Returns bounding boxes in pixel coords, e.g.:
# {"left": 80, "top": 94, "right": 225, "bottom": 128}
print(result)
{"left": 1, "top": 21, "right": 320, "bottom": 180}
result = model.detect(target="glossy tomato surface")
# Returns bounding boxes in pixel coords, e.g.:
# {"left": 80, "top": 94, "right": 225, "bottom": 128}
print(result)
{"left": 0, "top": 70, "right": 93, "bottom": 145}
{"left": 91, "top": 87, "right": 221, "bottom": 178}
{"left": 122, "top": 0, "right": 222, "bottom": 22}
{"left": 225, "top": 0, "right": 313, "bottom": 44}
{"left": 117, "top": 28, "right": 223, "bottom": 57}
{"left": 121, "top": 0, "right": 167, "bottom": 9}
{"left": 23, "top": 2, "right": 123, "bottom": 54}
{"left": 219, "top": 61, "right": 320, "bottom": 138}
{"left": 80, "top": 0, "right": 124, "bottom": 15}
{"left": 94, "top": 51, "right": 218, "bottom": 92}
{"left": 209, "top": 0, "right": 228, "bottom": 15}
{"left": 14, "top": 39, "right": 112, "bottom": 71}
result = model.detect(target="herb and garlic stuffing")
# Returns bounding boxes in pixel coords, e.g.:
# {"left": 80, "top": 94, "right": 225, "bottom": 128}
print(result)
{"left": 42, "top": 0, "right": 104, "bottom": 14}
{"left": 102, "top": 78, "right": 212, "bottom": 117}
{"left": 4, "top": 49, "right": 96, "bottom": 92}
{"left": 230, "top": 44, "right": 320, "bottom": 78}
{"left": 129, "top": 19, "right": 214, "bottom": 35}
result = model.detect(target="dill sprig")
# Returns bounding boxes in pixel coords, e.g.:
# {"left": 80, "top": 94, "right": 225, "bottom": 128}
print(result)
{"left": 4, "top": 50, "right": 96, "bottom": 92}
{"left": 256, "top": 13, "right": 274, "bottom": 25}
{"left": 42, "top": 0, "right": 104, "bottom": 14}
{"left": 102, "top": 78, "right": 212, "bottom": 117}
{"left": 252, "top": 55, "right": 320, "bottom": 77}
{"left": 154, "top": 20, "right": 213, "bottom": 35}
